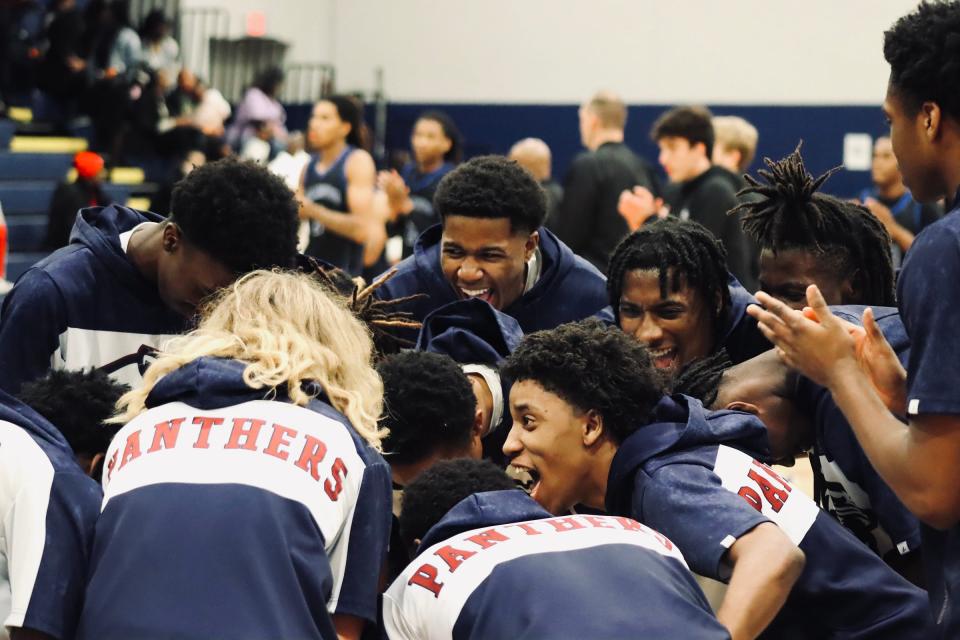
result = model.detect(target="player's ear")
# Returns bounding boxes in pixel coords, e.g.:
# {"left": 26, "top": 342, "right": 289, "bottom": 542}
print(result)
{"left": 581, "top": 409, "right": 604, "bottom": 447}
{"left": 469, "top": 418, "right": 485, "bottom": 459}
{"left": 524, "top": 230, "right": 540, "bottom": 262}
{"left": 725, "top": 401, "right": 761, "bottom": 416}
{"left": 162, "top": 221, "right": 182, "bottom": 253}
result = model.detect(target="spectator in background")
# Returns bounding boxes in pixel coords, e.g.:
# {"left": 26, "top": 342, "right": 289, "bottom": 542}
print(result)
{"left": 239, "top": 119, "right": 272, "bottom": 164}
{"left": 509, "top": 137, "right": 562, "bottom": 224}
{"left": 711, "top": 115, "right": 758, "bottom": 191}
{"left": 139, "top": 9, "right": 178, "bottom": 86}
{"left": 297, "top": 95, "right": 377, "bottom": 275}
{"left": 47, "top": 150, "right": 109, "bottom": 250}
{"left": 103, "top": 0, "right": 141, "bottom": 83}
{"left": 375, "top": 111, "right": 461, "bottom": 272}
{"left": 166, "top": 69, "right": 231, "bottom": 160}
{"left": 226, "top": 66, "right": 287, "bottom": 153}
{"left": 268, "top": 130, "right": 310, "bottom": 190}
{"left": 547, "top": 90, "right": 659, "bottom": 274}
{"left": 859, "top": 136, "right": 942, "bottom": 266}
{"left": 36, "top": 0, "right": 88, "bottom": 121}
{"left": 84, "top": 0, "right": 141, "bottom": 159}
{"left": 712, "top": 115, "right": 761, "bottom": 290}
{"left": 620, "top": 106, "right": 751, "bottom": 286}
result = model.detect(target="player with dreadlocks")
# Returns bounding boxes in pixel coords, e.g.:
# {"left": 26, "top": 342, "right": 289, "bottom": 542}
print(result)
{"left": 673, "top": 309, "right": 925, "bottom": 585}
{"left": 606, "top": 217, "right": 768, "bottom": 376}
{"left": 747, "top": 4, "right": 960, "bottom": 633}
{"left": 732, "top": 144, "right": 896, "bottom": 309}
{"left": 304, "top": 257, "right": 424, "bottom": 356}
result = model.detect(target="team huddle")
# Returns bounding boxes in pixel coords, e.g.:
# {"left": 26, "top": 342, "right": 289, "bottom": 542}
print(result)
{"left": 2, "top": 2, "right": 960, "bottom": 639}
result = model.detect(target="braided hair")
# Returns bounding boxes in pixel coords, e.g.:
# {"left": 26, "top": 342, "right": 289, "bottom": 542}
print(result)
{"left": 607, "top": 217, "right": 732, "bottom": 339}
{"left": 731, "top": 144, "right": 896, "bottom": 306}
{"left": 671, "top": 350, "right": 733, "bottom": 407}
{"left": 305, "top": 258, "right": 424, "bottom": 356}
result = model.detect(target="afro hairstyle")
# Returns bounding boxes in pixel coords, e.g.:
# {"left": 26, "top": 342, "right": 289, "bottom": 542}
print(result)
{"left": 378, "top": 350, "right": 477, "bottom": 465}
{"left": 434, "top": 155, "right": 546, "bottom": 233}
{"left": 399, "top": 458, "right": 519, "bottom": 553}
{"left": 18, "top": 368, "right": 129, "bottom": 457}
{"left": 884, "top": 1, "right": 960, "bottom": 120}
{"left": 169, "top": 157, "right": 300, "bottom": 274}
{"left": 502, "top": 319, "right": 665, "bottom": 443}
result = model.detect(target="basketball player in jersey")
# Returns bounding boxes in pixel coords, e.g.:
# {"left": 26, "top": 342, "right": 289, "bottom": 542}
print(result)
{"left": 298, "top": 95, "right": 378, "bottom": 276}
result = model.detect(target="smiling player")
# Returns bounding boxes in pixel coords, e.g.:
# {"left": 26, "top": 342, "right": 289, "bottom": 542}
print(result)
{"left": 502, "top": 319, "right": 933, "bottom": 639}
{"left": 606, "top": 217, "right": 769, "bottom": 376}
{"left": 374, "top": 155, "right": 609, "bottom": 343}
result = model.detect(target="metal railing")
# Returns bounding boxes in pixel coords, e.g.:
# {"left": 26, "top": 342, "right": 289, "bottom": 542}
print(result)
{"left": 280, "top": 64, "right": 336, "bottom": 104}
{"left": 180, "top": 7, "right": 230, "bottom": 81}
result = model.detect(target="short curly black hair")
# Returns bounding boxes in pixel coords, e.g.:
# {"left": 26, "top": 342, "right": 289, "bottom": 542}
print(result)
{"left": 19, "top": 369, "right": 129, "bottom": 457}
{"left": 502, "top": 319, "right": 665, "bottom": 443}
{"left": 378, "top": 351, "right": 477, "bottom": 465}
{"left": 884, "top": 1, "right": 960, "bottom": 120}
{"left": 607, "top": 217, "right": 732, "bottom": 340}
{"left": 651, "top": 106, "right": 715, "bottom": 158}
{"left": 170, "top": 157, "right": 299, "bottom": 273}
{"left": 434, "top": 155, "right": 546, "bottom": 233}
{"left": 399, "top": 458, "right": 519, "bottom": 553}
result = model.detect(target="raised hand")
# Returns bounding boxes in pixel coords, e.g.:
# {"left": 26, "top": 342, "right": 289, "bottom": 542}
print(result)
{"left": 747, "top": 285, "right": 859, "bottom": 388}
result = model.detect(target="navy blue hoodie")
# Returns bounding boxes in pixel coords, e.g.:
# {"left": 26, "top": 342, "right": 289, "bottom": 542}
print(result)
{"left": 606, "top": 394, "right": 933, "bottom": 639}
{"left": 0, "top": 205, "right": 186, "bottom": 394}
{"left": 78, "top": 356, "right": 392, "bottom": 640}
{"left": 383, "top": 490, "right": 729, "bottom": 640}
{"left": 374, "top": 224, "right": 609, "bottom": 343}
{"left": 795, "top": 305, "right": 920, "bottom": 562}
{"left": 416, "top": 298, "right": 522, "bottom": 458}
{"left": 0, "top": 390, "right": 102, "bottom": 639}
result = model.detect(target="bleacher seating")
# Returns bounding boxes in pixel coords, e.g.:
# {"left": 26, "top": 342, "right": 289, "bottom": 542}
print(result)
{"left": 0, "top": 120, "right": 151, "bottom": 286}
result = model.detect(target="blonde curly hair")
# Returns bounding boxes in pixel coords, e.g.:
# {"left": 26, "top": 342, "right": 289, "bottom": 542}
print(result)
{"left": 113, "top": 269, "right": 386, "bottom": 449}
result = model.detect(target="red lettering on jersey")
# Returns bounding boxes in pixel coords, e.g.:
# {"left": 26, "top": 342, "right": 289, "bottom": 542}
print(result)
{"left": 118, "top": 430, "right": 142, "bottom": 469}
{"left": 752, "top": 460, "right": 792, "bottom": 493}
{"left": 225, "top": 418, "right": 265, "bottom": 451}
{"left": 465, "top": 528, "right": 510, "bottom": 550}
{"left": 295, "top": 435, "right": 329, "bottom": 481}
{"left": 509, "top": 522, "right": 542, "bottom": 536}
{"left": 408, "top": 563, "right": 444, "bottom": 598}
{"left": 263, "top": 423, "right": 297, "bottom": 461}
{"left": 613, "top": 517, "right": 645, "bottom": 532}
{"left": 192, "top": 416, "right": 223, "bottom": 449}
{"left": 324, "top": 457, "right": 347, "bottom": 501}
{"left": 582, "top": 516, "right": 615, "bottom": 529}
{"left": 148, "top": 418, "right": 184, "bottom": 453}
{"left": 106, "top": 449, "right": 118, "bottom": 481}
{"left": 738, "top": 486, "right": 763, "bottom": 512}
{"left": 433, "top": 545, "right": 476, "bottom": 572}
{"left": 544, "top": 517, "right": 586, "bottom": 533}
{"left": 747, "top": 468, "right": 789, "bottom": 512}
{"left": 649, "top": 529, "right": 675, "bottom": 551}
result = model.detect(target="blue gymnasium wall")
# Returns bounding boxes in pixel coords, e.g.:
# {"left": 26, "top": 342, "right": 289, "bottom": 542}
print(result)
{"left": 287, "top": 103, "right": 889, "bottom": 198}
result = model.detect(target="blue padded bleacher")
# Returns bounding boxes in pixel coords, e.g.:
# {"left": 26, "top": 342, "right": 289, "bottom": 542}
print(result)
{"left": 7, "top": 214, "right": 47, "bottom": 252}
{"left": 0, "top": 151, "right": 73, "bottom": 180}
{"left": 0, "top": 182, "right": 131, "bottom": 215}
